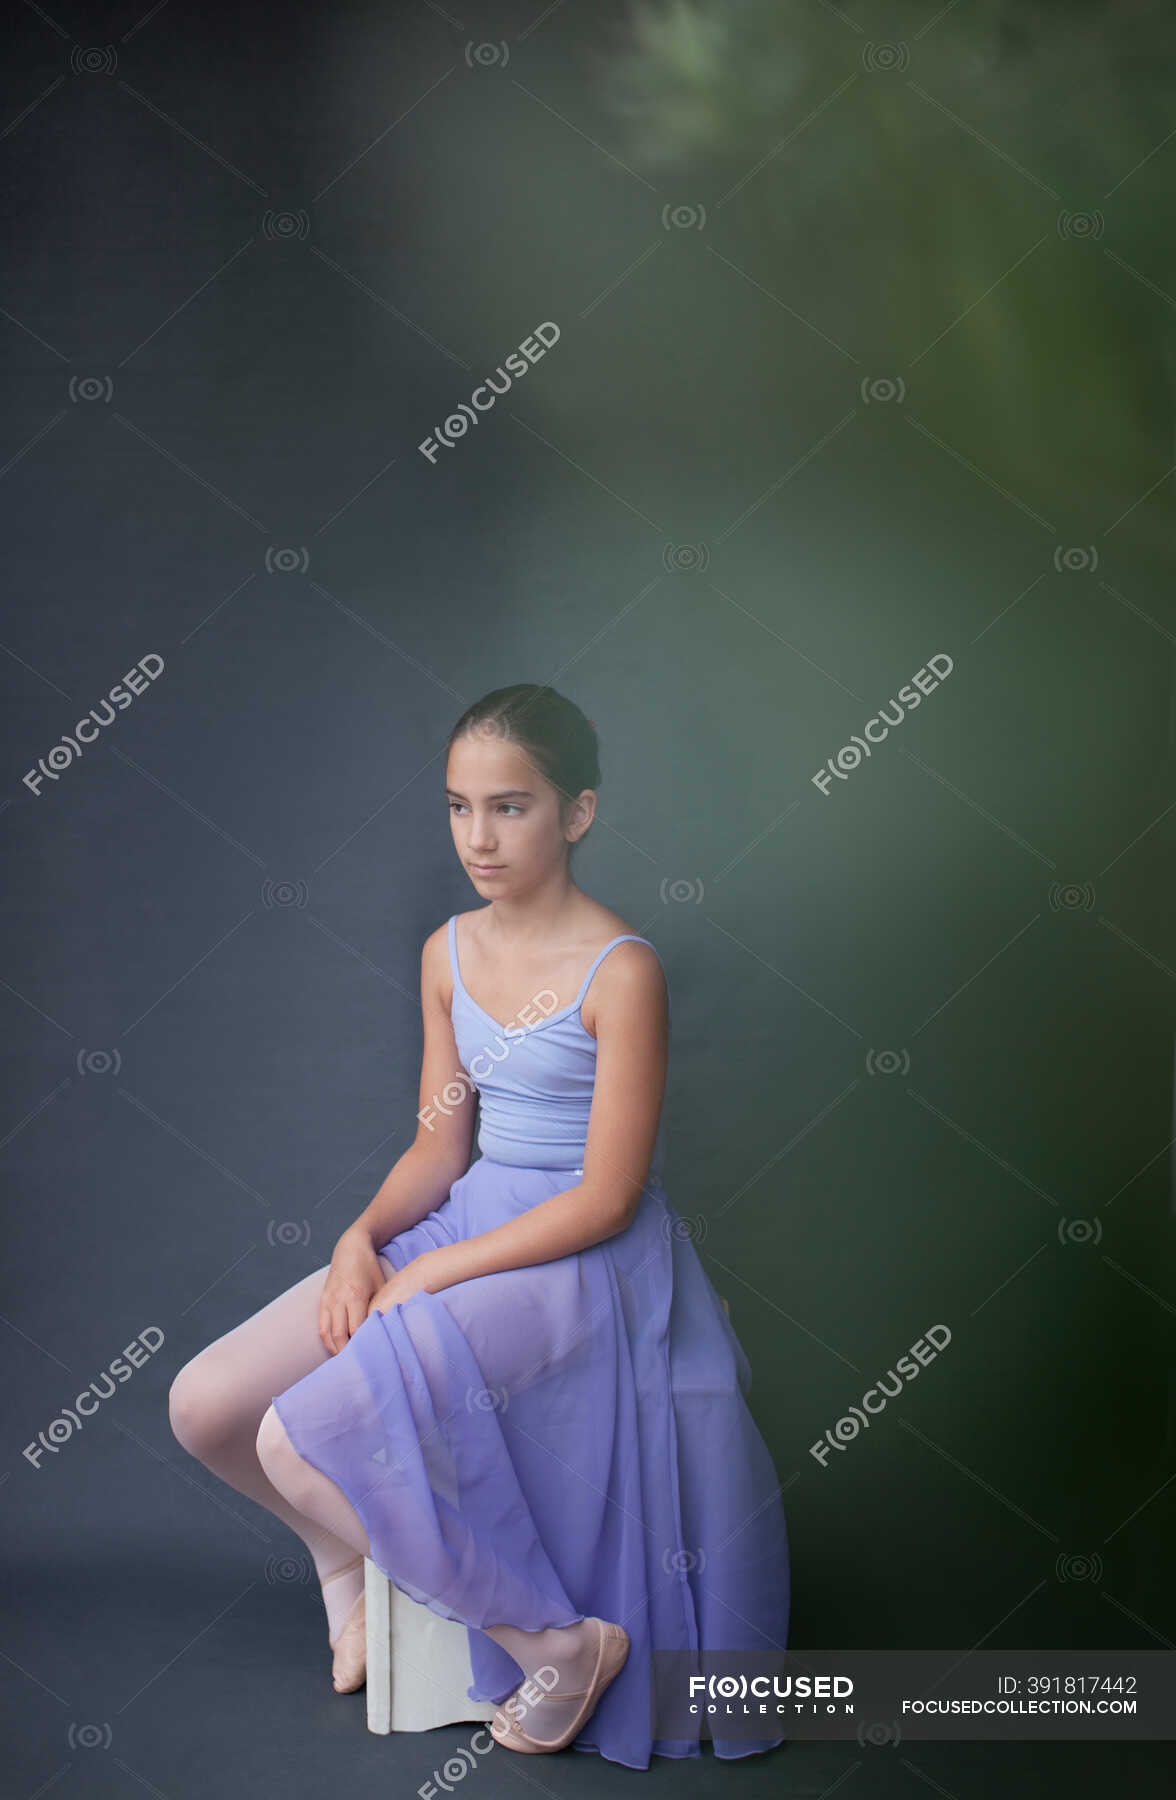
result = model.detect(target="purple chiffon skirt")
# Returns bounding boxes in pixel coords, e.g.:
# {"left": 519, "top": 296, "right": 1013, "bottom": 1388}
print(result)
{"left": 271, "top": 1156, "right": 789, "bottom": 1770}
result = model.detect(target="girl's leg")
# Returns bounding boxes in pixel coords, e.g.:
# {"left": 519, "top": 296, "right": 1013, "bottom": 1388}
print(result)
{"left": 254, "top": 1401, "right": 610, "bottom": 1729}
{"left": 248, "top": 1266, "right": 626, "bottom": 1739}
{"left": 168, "top": 1261, "right": 388, "bottom": 1648}
{"left": 254, "top": 1397, "right": 375, "bottom": 1690}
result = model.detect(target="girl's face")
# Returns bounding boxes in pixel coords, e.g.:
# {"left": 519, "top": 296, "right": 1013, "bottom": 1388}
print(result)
{"left": 446, "top": 728, "right": 588, "bottom": 895}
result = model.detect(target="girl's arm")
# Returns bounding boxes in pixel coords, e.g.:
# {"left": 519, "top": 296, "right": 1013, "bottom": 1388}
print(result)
{"left": 411, "top": 941, "right": 668, "bottom": 1293}
{"left": 340, "top": 925, "right": 476, "bottom": 1252}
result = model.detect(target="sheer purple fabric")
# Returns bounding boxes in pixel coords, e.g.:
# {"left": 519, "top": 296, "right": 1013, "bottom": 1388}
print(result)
{"left": 272, "top": 917, "right": 790, "bottom": 1769}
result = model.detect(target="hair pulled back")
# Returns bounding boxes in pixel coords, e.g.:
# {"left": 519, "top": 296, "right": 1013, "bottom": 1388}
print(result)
{"left": 446, "top": 685, "right": 601, "bottom": 853}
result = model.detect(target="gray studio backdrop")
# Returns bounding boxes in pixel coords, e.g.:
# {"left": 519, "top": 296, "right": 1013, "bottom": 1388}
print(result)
{"left": 4, "top": 1, "right": 1175, "bottom": 1796}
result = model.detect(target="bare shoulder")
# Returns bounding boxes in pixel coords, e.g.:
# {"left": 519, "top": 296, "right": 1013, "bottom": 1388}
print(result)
{"left": 420, "top": 917, "right": 453, "bottom": 1008}
{"left": 450, "top": 905, "right": 493, "bottom": 950}
{"left": 421, "top": 917, "right": 453, "bottom": 961}
{"left": 575, "top": 898, "right": 646, "bottom": 944}
{"left": 581, "top": 931, "right": 667, "bottom": 1036}
{"left": 593, "top": 934, "right": 666, "bottom": 989}
{"left": 577, "top": 902, "right": 662, "bottom": 977}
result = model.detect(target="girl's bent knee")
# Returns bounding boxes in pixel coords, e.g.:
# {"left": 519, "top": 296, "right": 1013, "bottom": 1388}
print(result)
{"left": 167, "top": 1359, "right": 218, "bottom": 1454}
{"left": 255, "top": 1403, "right": 295, "bottom": 1478}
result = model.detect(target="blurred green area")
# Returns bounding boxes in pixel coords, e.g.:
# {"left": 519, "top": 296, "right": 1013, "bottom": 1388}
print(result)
{"left": 596, "top": 0, "right": 1176, "bottom": 539}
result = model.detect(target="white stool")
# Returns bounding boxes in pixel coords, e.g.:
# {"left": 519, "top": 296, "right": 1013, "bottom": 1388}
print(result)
{"left": 364, "top": 1560, "right": 498, "bottom": 1733}
{"left": 365, "top": 1291, "right": 732, "bottom": 1733}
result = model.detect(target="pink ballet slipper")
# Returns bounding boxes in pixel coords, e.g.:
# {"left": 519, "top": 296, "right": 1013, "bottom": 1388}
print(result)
{"left": 490, "top": 1618, "right": 629, "bottom": 1754}
{"left": 325, "top": 1556, "right": 366, "bottom": 1693}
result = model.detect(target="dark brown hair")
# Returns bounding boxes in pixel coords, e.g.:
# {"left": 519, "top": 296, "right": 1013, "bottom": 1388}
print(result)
{"left": 446, "top": 685, "right": 601, "bottom": 855}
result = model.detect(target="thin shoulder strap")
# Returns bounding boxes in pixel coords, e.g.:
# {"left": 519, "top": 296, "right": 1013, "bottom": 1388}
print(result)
{"left": 447, "top": 916, "right": 670, "bottom": 1019}
{"left": 574, "top": 934, "right": 667, "bottom": 1010}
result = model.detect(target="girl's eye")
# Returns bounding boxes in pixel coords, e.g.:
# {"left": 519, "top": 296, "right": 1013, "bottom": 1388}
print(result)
{"left": 447, "top": 801, "right": 523, "bottom": 816}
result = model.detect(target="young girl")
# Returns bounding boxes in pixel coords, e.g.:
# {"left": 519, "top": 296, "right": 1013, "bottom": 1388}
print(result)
{"left": 168, "top": 684, "right": 790, "bottom": 1770}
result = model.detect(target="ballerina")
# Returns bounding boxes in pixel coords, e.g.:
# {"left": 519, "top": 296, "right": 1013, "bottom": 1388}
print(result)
{"left": 169, "top": 683, "right": 789, "bottom": 1768}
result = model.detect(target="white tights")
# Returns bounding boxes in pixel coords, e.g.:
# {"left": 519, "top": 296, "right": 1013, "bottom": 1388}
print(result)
{"left": 168, "top": 1259, "right": 392, "bottom": 1639}
{"left": 167, "top": 1260, "right": 602, "bottom": 1728}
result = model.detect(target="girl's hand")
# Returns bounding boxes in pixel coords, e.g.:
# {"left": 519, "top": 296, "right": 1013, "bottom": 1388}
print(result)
{"left": 366, "top": 1247, "right": 464, "bottom": 1318}
{"left": 319, "top": 1229, "right": 386, "bottom": 1356}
